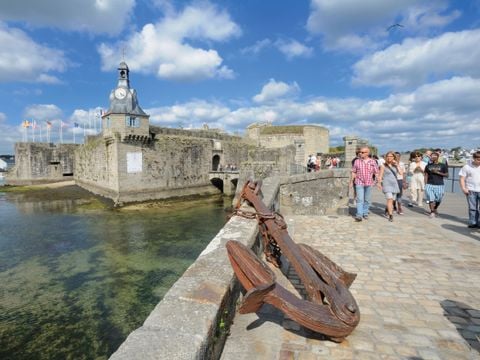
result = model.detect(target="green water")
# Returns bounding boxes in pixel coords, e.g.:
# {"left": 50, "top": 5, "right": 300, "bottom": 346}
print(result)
{"left": 0, "top": 186, "right": 230, "bottom": 360}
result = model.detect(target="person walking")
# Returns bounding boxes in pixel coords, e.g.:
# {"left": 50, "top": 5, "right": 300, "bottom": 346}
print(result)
{"left": 394, "top": 152, "right": 406, "bottom": 214}
{"left": 459, "top": 151, "right": 480, "bottom": 228}
{"left": 377, "top": 151, "right": 400, "bottom": 222}
{"left": 307, "top": 154, "right": 316, "bottom": 172}
{"left": 350, "top": 146, "right": 379, "bottom": 222}
{"left": 424, "top": 152, "right": 449, "bottom": 218}
{"left": 408, "top": 151, "right": 426, "bottom": 207}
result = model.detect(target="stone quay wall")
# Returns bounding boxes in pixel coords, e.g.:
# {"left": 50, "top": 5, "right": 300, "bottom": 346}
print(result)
{"left": 6, "top": 142, "right": 79, "bottom": 185}
{"left": 109, "top": 169, "right": 350, "bottom": 360}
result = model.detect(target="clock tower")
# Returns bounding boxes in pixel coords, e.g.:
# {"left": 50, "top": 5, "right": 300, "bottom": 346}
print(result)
{"left": 102, "top": 61, "right": 150, "bottom": 142}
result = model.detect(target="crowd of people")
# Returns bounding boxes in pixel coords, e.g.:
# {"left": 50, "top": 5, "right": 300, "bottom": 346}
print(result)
{"left": 349, "top": 146, "right": 480, "bottom": 228}
{"left": 307, "top": 154, "right": 340, "bottom": 172}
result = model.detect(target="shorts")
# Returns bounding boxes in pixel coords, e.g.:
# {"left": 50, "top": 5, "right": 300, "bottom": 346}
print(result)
{"left": 425, "top": 184, "right": 445, "bottom": 203}
{"left": 384, "top": 192, "right": 397, "bottom": 200}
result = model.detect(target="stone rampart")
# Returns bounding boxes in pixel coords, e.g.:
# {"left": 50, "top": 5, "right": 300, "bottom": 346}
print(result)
{"left": 75, "top": 136, "right": 119, "bottom": 195}
{"left": 109, "top": 170, "right": 349, "bottom": 359}
{"left": 6, "top": 142, "right": 78, "bottom": 185}
{"left": 74, "top": 134, "right": 250, "bottom": 204}
{"left": 150, "top": 126, "right": 242, "bottom": 141}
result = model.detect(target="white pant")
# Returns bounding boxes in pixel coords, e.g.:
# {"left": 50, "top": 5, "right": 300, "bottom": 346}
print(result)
{"left": 410, "top": 173, "right": 425, "bottom": 205}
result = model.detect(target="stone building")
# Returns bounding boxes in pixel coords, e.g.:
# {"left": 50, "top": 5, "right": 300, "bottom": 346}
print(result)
{"left": 246, "top": 123, "right": 329, "bottom": 166}
{"left": 74, "top": 62, "right": 249, "bottom": 204}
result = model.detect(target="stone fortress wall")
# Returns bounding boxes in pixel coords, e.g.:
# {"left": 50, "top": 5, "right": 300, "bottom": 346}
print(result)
{"left": 6, "top": 142, "right": 79, "bottom": 185}
{"left": 246, "top": 123, "right": 329, "bottom": 166}
{"left": 74, "top": 128, "right": 250, "bottom": 205}
{"left": 74, "top": 135, "right": 120, "bottom": 199}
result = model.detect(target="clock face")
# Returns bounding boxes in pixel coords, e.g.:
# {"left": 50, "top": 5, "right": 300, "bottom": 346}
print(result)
{"left": 115, "top": 88, "right": 127, "bottom": 99}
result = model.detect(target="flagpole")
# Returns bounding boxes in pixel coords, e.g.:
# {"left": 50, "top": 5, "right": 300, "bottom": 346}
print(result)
{"left": 39, "top": 123, "right": 43, "bottom": 142}
{"left": 60, "top": 121, "right": 63, "bottom": 144}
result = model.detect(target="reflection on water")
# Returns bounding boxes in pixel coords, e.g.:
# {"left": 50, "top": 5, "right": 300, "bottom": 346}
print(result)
{"left": 0, "top": 188, "right": 230, "bottom": 360}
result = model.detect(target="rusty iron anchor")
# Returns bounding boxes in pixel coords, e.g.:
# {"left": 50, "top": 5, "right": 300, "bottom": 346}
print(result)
{"left": 226, "top": 180, "right": 360, "bottom": 340}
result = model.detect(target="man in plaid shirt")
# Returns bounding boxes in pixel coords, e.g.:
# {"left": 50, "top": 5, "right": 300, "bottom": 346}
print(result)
{"left": 350, "top": 146, "right": 379, "bottom": 221}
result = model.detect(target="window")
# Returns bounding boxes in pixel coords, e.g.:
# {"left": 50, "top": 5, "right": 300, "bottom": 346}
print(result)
{"left": 126, "top": 116, "right": 140, "bottom": 128}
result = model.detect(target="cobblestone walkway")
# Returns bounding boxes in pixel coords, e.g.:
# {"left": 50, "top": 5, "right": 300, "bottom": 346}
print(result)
{"left": 221, "top": 190, "right": 480, "bottom": 360}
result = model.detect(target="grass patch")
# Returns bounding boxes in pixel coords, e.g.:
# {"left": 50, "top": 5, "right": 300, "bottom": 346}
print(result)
{"left": 259, "top": 125, "right": 304, "bottom": 135}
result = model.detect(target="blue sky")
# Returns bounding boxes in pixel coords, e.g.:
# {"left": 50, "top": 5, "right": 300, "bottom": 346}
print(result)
{"left": 1, "top": 0, "right": 480, "bottom": 154}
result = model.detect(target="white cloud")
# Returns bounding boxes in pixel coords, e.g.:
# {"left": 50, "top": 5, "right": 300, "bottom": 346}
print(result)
{"left": 253, "top": 79, "right": 300, "bottom": 103}
{"left": 353, "top": 29, "right": 480, "bottom": 88}
{"left": 0, "top": 23, "right": 67, "bottom": 83}
{"left": 69, "top": 108, "right": 102, "bottom": 135}
{"left": 0, "top": 122, "right": 19, "bottom": 153}
{"left": 275, "top": 39, "right": 313, "bottom": 60}
{"left": 98, "top": 2, "right": 241, "bottom": 81}
{"left": 306, "top": 0, "right": 459, "bottom": 52}
{"left": 147, "top": 100, "right": 231, "bottom": 128}
{"left": 24, "top": 104, "right": 63, "bottom": 121}
{"left": 146, "top": 76, "right": 480, "bottom": 152}
{"left": 241, "top": 39, "right": 272, "bottom": 55}
{"left": 402, "top": 3, "right": 461, "bottom": 31}
{"left": 0, "top": 0, "right": 134, "bottom": 35}
{"left": 241, "top": 38, "right": 313, "bottom": 60}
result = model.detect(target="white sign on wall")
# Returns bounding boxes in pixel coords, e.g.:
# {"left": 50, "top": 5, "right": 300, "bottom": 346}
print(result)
{"left": 127, "top": 152, "right": 142, "bottom": 173}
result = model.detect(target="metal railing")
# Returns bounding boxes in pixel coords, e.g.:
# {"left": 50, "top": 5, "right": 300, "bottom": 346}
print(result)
{"left": 446, "top": 165, "right": 462, "bottom": 193}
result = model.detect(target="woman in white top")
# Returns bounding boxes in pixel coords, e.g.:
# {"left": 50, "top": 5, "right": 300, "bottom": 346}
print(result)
{"left": 408, "top": 151, "right": 426, "bottom": 206}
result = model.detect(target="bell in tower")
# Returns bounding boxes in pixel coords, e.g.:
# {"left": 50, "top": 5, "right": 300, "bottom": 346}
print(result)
{"left": 117, "top": 61, "right": 130, "bottom": 89}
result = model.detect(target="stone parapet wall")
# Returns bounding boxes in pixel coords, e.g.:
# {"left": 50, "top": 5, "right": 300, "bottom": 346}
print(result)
{"left": 109, "top": 176, "right": 281, "bottom": 360}
{"left": 278, "top": 169, "right": 350, "bottom": 215}
{"left": 109, "top": 171, "right": 349, "bottom": 359}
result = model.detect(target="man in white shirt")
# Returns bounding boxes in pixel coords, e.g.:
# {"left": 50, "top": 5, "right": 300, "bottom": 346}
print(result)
{"left": 459, "top": 151, "right": 480, "bottom": 228}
